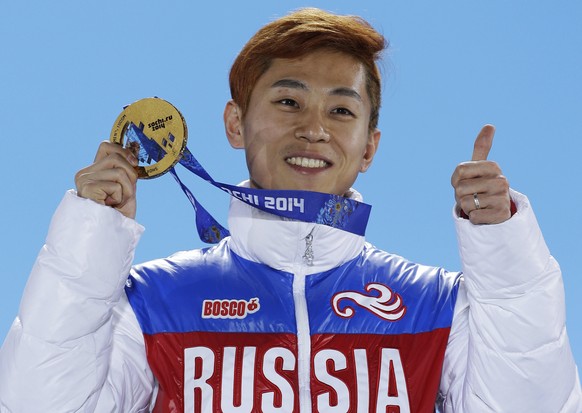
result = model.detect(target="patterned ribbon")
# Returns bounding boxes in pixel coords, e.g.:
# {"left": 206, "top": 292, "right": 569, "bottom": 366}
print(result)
{"left": 126, "top": 122, "right": 371, "bottom": 243}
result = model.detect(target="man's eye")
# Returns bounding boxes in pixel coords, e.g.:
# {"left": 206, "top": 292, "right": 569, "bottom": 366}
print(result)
{"left": 332, "top": 107, "right": 354, "bottom": 116}
{"left": 278, "top": 98, "right": 299, "bottom": 107}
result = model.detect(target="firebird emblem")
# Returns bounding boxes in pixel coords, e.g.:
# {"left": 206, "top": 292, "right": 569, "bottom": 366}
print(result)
{"left": 332, "top": 283, "right": 406, "bottom": 321}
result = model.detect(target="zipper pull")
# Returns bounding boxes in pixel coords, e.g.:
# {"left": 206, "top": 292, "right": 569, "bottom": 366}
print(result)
{"left": 303, "top": 229, "right": 314, "bottom": 266}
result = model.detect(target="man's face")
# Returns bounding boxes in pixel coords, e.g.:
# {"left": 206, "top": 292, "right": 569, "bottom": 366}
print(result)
{"left": 225, "top": 49, "right": 380, "bottom": 196}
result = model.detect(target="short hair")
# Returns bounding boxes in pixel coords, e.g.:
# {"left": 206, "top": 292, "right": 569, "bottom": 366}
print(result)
{"left": 229, "top": 8, "right": 387, "bottom": 132}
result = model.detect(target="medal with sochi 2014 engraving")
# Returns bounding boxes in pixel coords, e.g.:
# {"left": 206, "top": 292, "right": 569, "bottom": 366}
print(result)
{"left": 110, "top": 97, "right": 188, "bottom": 179}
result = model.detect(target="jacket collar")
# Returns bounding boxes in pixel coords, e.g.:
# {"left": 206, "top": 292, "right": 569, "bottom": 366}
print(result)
{"left": 227, "top": 181, "right": 366, "bottom": 274}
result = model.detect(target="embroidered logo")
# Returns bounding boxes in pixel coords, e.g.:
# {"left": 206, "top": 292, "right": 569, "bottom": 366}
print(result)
{"left": 202, "top": 297, "right": 260, "bottom": 319}
{"left": 332, "top": 283, "right": 406, "bottom": 321}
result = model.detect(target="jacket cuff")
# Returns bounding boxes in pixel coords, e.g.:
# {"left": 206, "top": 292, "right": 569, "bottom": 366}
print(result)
{"left": 453, "top": 189, "right": 551, "bottom": 296}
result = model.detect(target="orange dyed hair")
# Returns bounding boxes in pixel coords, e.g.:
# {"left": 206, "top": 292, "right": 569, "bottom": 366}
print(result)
{"left": 229, "top": 8, "right": 387, "bottom": 131}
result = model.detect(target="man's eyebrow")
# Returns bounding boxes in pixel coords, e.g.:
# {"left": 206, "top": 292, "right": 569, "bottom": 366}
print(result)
{"left": 330, "top": 87, "right": 362, "bottom": 102}
{"left": 271, "top": 79, "right": 362, "bottom": 102}
{"left": 271, "top": 79, "right": 308, "bottom": 90}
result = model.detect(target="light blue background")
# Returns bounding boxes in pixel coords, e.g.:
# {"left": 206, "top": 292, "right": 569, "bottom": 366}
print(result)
{"left": 1, "top": 1, "right": 580, "bottom": 383}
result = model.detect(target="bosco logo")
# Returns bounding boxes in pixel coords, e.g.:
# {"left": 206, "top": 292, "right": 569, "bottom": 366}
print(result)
{"left": 202, "top": 297, "right": 260, "bottom": 319}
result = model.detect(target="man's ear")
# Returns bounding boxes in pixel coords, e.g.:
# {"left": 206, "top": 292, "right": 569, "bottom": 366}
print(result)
{"left": 360, "top": 128, "right": 381, "bottom": 172}
{"left": 224, "top": 100, "right": 244, "bottom": 149}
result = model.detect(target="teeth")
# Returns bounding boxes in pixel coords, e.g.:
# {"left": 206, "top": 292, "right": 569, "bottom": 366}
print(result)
{"left": 286, "top": 157, "right": 328, "bottom": 168}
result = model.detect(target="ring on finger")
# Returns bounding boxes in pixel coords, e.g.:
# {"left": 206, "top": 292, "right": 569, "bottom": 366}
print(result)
{"left": 473, "top": 193, "right": 481, "bottom": 210}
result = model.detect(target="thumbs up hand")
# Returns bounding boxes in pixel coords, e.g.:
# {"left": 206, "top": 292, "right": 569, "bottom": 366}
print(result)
{"left": 451, "top": 125, "right": 512, "bottom": 225}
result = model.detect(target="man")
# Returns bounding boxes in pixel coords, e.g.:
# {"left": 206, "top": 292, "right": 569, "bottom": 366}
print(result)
{"left": 0, "top": 7, "right": 580, "bottom": 413}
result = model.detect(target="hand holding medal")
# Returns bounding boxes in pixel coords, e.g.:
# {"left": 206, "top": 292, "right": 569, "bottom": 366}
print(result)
{"left": 107, "top": 97, "right": 229, "bottom": 242}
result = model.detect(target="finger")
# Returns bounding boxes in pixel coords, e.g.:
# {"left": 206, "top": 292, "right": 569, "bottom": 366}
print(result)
{"left": 454, "top": 173, "right": 509, "bottom": 202}
{"left": 471, "top": 124, "right": 496, "bottom": 161}
{"left": 94, "top": 141, "right": 139, "bottom": 166}
{"left": 76, "top": 180, "right": 123, "bottom": 206}
{"left": 76, "top": 166, "right": 137, "bottom": 205}
{"left": 83, "top": 151, "right": 139, "bottom": 184}
{"left": 468, "top": 204, "right": 512, "bottom": 225}
{"left": 76, "top": 171, "right": 137, "bottom": 219}
{"left": 458, "top": 190, "right": 509, "bottom": 216}
{"left": 451, "top": 160, "right": 502, "bottom": 188}
{"left": 454, "top": 174, "right": 510, "bottom": 217}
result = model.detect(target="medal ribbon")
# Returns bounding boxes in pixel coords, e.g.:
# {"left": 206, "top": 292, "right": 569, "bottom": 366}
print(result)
{"left": 126, "top": 123, "right": 371, "bottom": 243}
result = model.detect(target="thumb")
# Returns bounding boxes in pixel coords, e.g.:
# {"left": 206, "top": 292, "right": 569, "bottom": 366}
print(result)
{"left": 471, "top": 124, "right": 496, "bottom": 161}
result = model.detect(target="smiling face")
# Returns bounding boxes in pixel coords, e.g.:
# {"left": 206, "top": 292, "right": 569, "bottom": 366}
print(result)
{"left": 224, "top": 49, "right": 381, "bottom": 196}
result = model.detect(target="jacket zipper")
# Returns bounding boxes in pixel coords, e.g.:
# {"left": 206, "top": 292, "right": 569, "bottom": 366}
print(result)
{"left": 293, "top": 227, "right": 316, "bottom": 412}
{"left": 303, "top": 229, "right": 314, "bottom": 267}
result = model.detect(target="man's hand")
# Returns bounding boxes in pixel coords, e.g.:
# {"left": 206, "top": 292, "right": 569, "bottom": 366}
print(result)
{"left": 74, "top": 141, "right": 139, "bottom": 219}
{"left": 451, "top": 125, "right": 511, "bottom": 225}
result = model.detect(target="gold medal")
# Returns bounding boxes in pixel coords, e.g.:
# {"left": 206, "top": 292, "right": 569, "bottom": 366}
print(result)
{"left": 110, "top": 97, "right": 188, "bottom": 179}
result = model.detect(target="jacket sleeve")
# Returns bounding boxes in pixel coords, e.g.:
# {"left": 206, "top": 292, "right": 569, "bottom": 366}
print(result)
{"left": 439, "top": 189, "right": 582, "bottom": 412}
{"left": 0, "top": 191, "right": 155, "bottom": 412}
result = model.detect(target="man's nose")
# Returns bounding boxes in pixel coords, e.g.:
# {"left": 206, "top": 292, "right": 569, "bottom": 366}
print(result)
{"left": 294, "top": 111, "right": 330, "bottom": 143}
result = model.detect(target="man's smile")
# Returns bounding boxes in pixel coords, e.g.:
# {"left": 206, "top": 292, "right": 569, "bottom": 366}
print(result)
{"left": 285, "top": 156, "right": 330, "bottom": 169}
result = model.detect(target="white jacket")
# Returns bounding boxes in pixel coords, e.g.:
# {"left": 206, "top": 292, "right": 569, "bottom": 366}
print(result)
{"left": 0, "top": 188, "right": 580, "bottom": 412}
